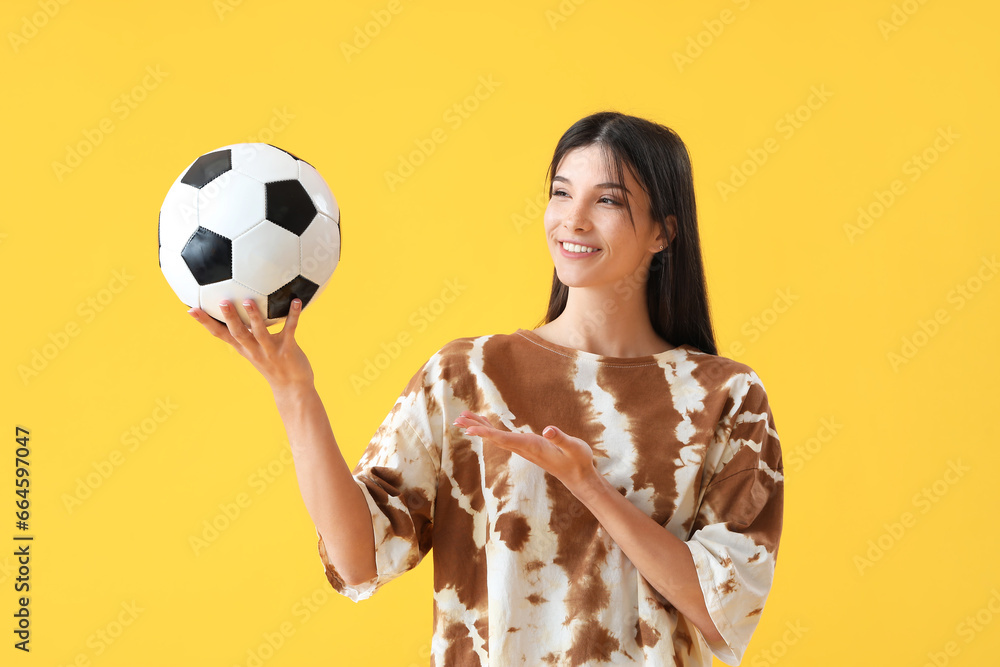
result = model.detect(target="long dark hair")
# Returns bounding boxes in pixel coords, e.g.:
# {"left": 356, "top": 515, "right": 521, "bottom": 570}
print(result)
{"left": 537, "top": 111, "right": 718, "bottom": 356}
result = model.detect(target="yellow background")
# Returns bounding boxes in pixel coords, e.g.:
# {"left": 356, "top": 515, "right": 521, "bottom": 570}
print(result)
{"left": 3, "top": 0, "right": 998, "bottom": 665}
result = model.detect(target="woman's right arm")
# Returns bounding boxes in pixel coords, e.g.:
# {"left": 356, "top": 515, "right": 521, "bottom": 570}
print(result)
{"left": 271, "top": 381, "right": 377, "bottom": 586}
{"left": 187, "top": 297, "right": 377, "bottom": 586}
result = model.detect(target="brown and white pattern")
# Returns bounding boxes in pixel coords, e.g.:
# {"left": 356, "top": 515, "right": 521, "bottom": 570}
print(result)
{"left": 316, "top": 327, "right": 783, "bottom": 666}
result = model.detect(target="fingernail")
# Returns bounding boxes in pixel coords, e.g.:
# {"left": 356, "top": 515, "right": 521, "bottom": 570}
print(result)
{"left": 243, "top": 300, "right": 253, "bottom": 308}
{"left": 188, "top": 309, "right": 198, "bottom": 318}
{"left": 292, "top": 299, "right": 301, "bottom": 308}
{"left": 543, "top": 426, "right": 556, "bottom": 438}
{"left": 219, "top": 302, "right": 229, "bottom": 311}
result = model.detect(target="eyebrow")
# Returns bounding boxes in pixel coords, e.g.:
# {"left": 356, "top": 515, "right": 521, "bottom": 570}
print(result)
{"left": 552, "top": 175, "right": 631, "bottom": 195}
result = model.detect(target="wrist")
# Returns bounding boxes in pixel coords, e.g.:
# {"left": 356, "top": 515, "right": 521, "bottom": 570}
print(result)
{"left": 271, "top": 380, "right": 317, "bottom": 404}
{"left": 571, "top": 466, "right": 612, "bottom": 507}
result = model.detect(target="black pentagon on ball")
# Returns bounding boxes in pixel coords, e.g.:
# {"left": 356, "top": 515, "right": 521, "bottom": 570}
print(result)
{"left": 181, "top": 226, "right": 232, "bottom": 285}
{"left": 266, "top": 180, "right": 317, "bottom": 236}
{"left": 268, "top": 276, "right": 319, "bottom": 319}
{"left": 181, "top": 149, "right": 232, "bottom": 188}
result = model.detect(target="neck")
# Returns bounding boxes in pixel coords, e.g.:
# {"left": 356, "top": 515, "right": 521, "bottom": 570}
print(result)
{"left": 546, "top": 273, "right": 670, "bottom": 357}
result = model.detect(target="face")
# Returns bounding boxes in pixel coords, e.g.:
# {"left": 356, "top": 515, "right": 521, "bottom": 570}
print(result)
{"left": 544, "top": 143, "right": 666, "bottom": 289}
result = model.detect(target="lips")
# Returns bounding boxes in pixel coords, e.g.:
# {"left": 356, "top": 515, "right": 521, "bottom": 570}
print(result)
{"left": 559, "top": 239, "right": 600, "bottom": 250}
{"left": 559, "top": 241, "right": 601, "bottom": 258}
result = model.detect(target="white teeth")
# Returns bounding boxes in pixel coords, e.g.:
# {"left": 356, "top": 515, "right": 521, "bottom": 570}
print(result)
{"left": 561, "top": 242, "right": 598, "bottom": 253}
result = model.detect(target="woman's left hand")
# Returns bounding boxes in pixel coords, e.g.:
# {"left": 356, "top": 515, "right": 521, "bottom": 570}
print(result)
{"left": 452, "top": 411, "right": 599, "bottom": 497}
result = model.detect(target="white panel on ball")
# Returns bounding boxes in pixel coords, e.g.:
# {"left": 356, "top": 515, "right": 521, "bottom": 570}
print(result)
{"left": 158, "top": 184, "right": 200, "bottom": 252}
{"left": 197, "top": 171, "right": 267, "bottom": 239}
{"left": 233, "top": 222, "right": 301, "bottom": 296}
{"left": 159, "top": 251, "right": 201, "bottom": 308}
{"left": 298, "top": 162, "right": 340, "bottom": 220}
{"left": 200, "top": 279, "right": 272, "bottom": 328}
{"left": 298, "top": 212, "right": 340, "bottom": 286}
{"left": 230, "top": 143, "right": 298, "bottom": 183}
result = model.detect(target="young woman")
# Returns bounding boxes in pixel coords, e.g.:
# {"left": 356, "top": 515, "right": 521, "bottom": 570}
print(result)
{"left": 188, "top": 111, "right": 784, "bottom": 666}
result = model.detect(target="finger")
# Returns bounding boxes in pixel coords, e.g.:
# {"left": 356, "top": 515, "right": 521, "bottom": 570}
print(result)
{"left": 454, "top": 415, "right": 490, "bottom": 436}
{"left": 461, "top": 411, "right": 500, "bottom": 429}
{"left": 189, "top": 307, "right": 243, "bottom": 348}
{"left": 454, "top": 415, "right": 492, "bottom": 434}
{"left": 241, "top": 298, "right": 274, "bottom": 353}
{"left": 218, "top": 300, "right": 256, "bottom": 348}
{"left": 280, "top": 298, "right": 303, "bottom": 339}
{"left": 474, "top": 427, "right": 544, "bottom": 460}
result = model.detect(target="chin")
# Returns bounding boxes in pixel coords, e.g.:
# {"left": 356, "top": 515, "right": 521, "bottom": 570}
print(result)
{"left": 554, "top": 269, "right": 599, "bottom": 289}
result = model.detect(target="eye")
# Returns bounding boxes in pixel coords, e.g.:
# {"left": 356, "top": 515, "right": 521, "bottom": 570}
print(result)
{"left": 552, "top": 189, "right": 568, "bottom": 197}
{"left": 600, "top": 196, "right": 620, "bottom": 205}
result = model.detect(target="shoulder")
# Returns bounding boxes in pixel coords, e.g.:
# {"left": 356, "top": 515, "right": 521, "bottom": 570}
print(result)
{"left": 408, "top": 331, "right": 516, "bottom": 382}
{"left": 708, "top": 355, "right": 777, "bottom": 435}
{"left": 684, "top": 347, "right": 762, "bottom": 389}
{"left": 428, "top": 331, "right": 522, "bottom": 365}
{"left": 684, "top": 349, "right": 774, "bottom": 417}
{"left": 395, "top": 332, "right": 516, "bottom": 409}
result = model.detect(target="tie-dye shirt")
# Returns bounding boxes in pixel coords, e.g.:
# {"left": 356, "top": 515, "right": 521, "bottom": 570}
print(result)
{"left": 316, "top": 327, "right": 784, "bottom": 666}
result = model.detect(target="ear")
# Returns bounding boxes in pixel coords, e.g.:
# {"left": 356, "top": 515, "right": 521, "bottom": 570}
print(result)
{"left": 652, "top": 215, "right": 678, "bottom": 250}
{"left": 664, "top": 215, "right": 678, "bottom": 245}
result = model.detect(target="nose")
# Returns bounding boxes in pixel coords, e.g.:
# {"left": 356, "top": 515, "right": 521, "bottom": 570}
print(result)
{"left": 560, "top": 198, "right": 591, "bottom": 233}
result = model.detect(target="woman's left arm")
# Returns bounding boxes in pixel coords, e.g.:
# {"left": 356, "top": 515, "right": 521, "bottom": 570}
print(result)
{"left": 571, "top": 465, "right": 724, "bottom": 644}
{"left": 453, "top": 411, "right": 723, "bottom": 645}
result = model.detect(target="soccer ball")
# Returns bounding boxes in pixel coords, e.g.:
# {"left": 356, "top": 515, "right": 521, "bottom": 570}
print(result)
{"left": 158, "top": 143, "right": 340, "bottom": 328}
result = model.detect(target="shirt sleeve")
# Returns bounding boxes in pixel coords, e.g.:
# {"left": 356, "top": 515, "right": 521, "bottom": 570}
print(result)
{"left": 316, "top": 355, "right": 442, "bottom": 603}
{"left": 684, "top": 374, "right": 784, "bottom": 665}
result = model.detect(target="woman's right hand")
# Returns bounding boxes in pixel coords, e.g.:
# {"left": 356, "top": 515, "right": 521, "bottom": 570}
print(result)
{"left": 187, "top": 298, "right": 315, "bottom": 392}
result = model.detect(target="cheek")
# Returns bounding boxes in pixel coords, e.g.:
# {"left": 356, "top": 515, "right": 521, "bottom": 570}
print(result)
{"left": 543, "top": 208, "right": 558, "bottom": 234}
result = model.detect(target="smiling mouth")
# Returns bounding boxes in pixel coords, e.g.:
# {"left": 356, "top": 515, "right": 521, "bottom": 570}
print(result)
{"left": 559, "top": 241, "right": 600, "bottom": 254}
